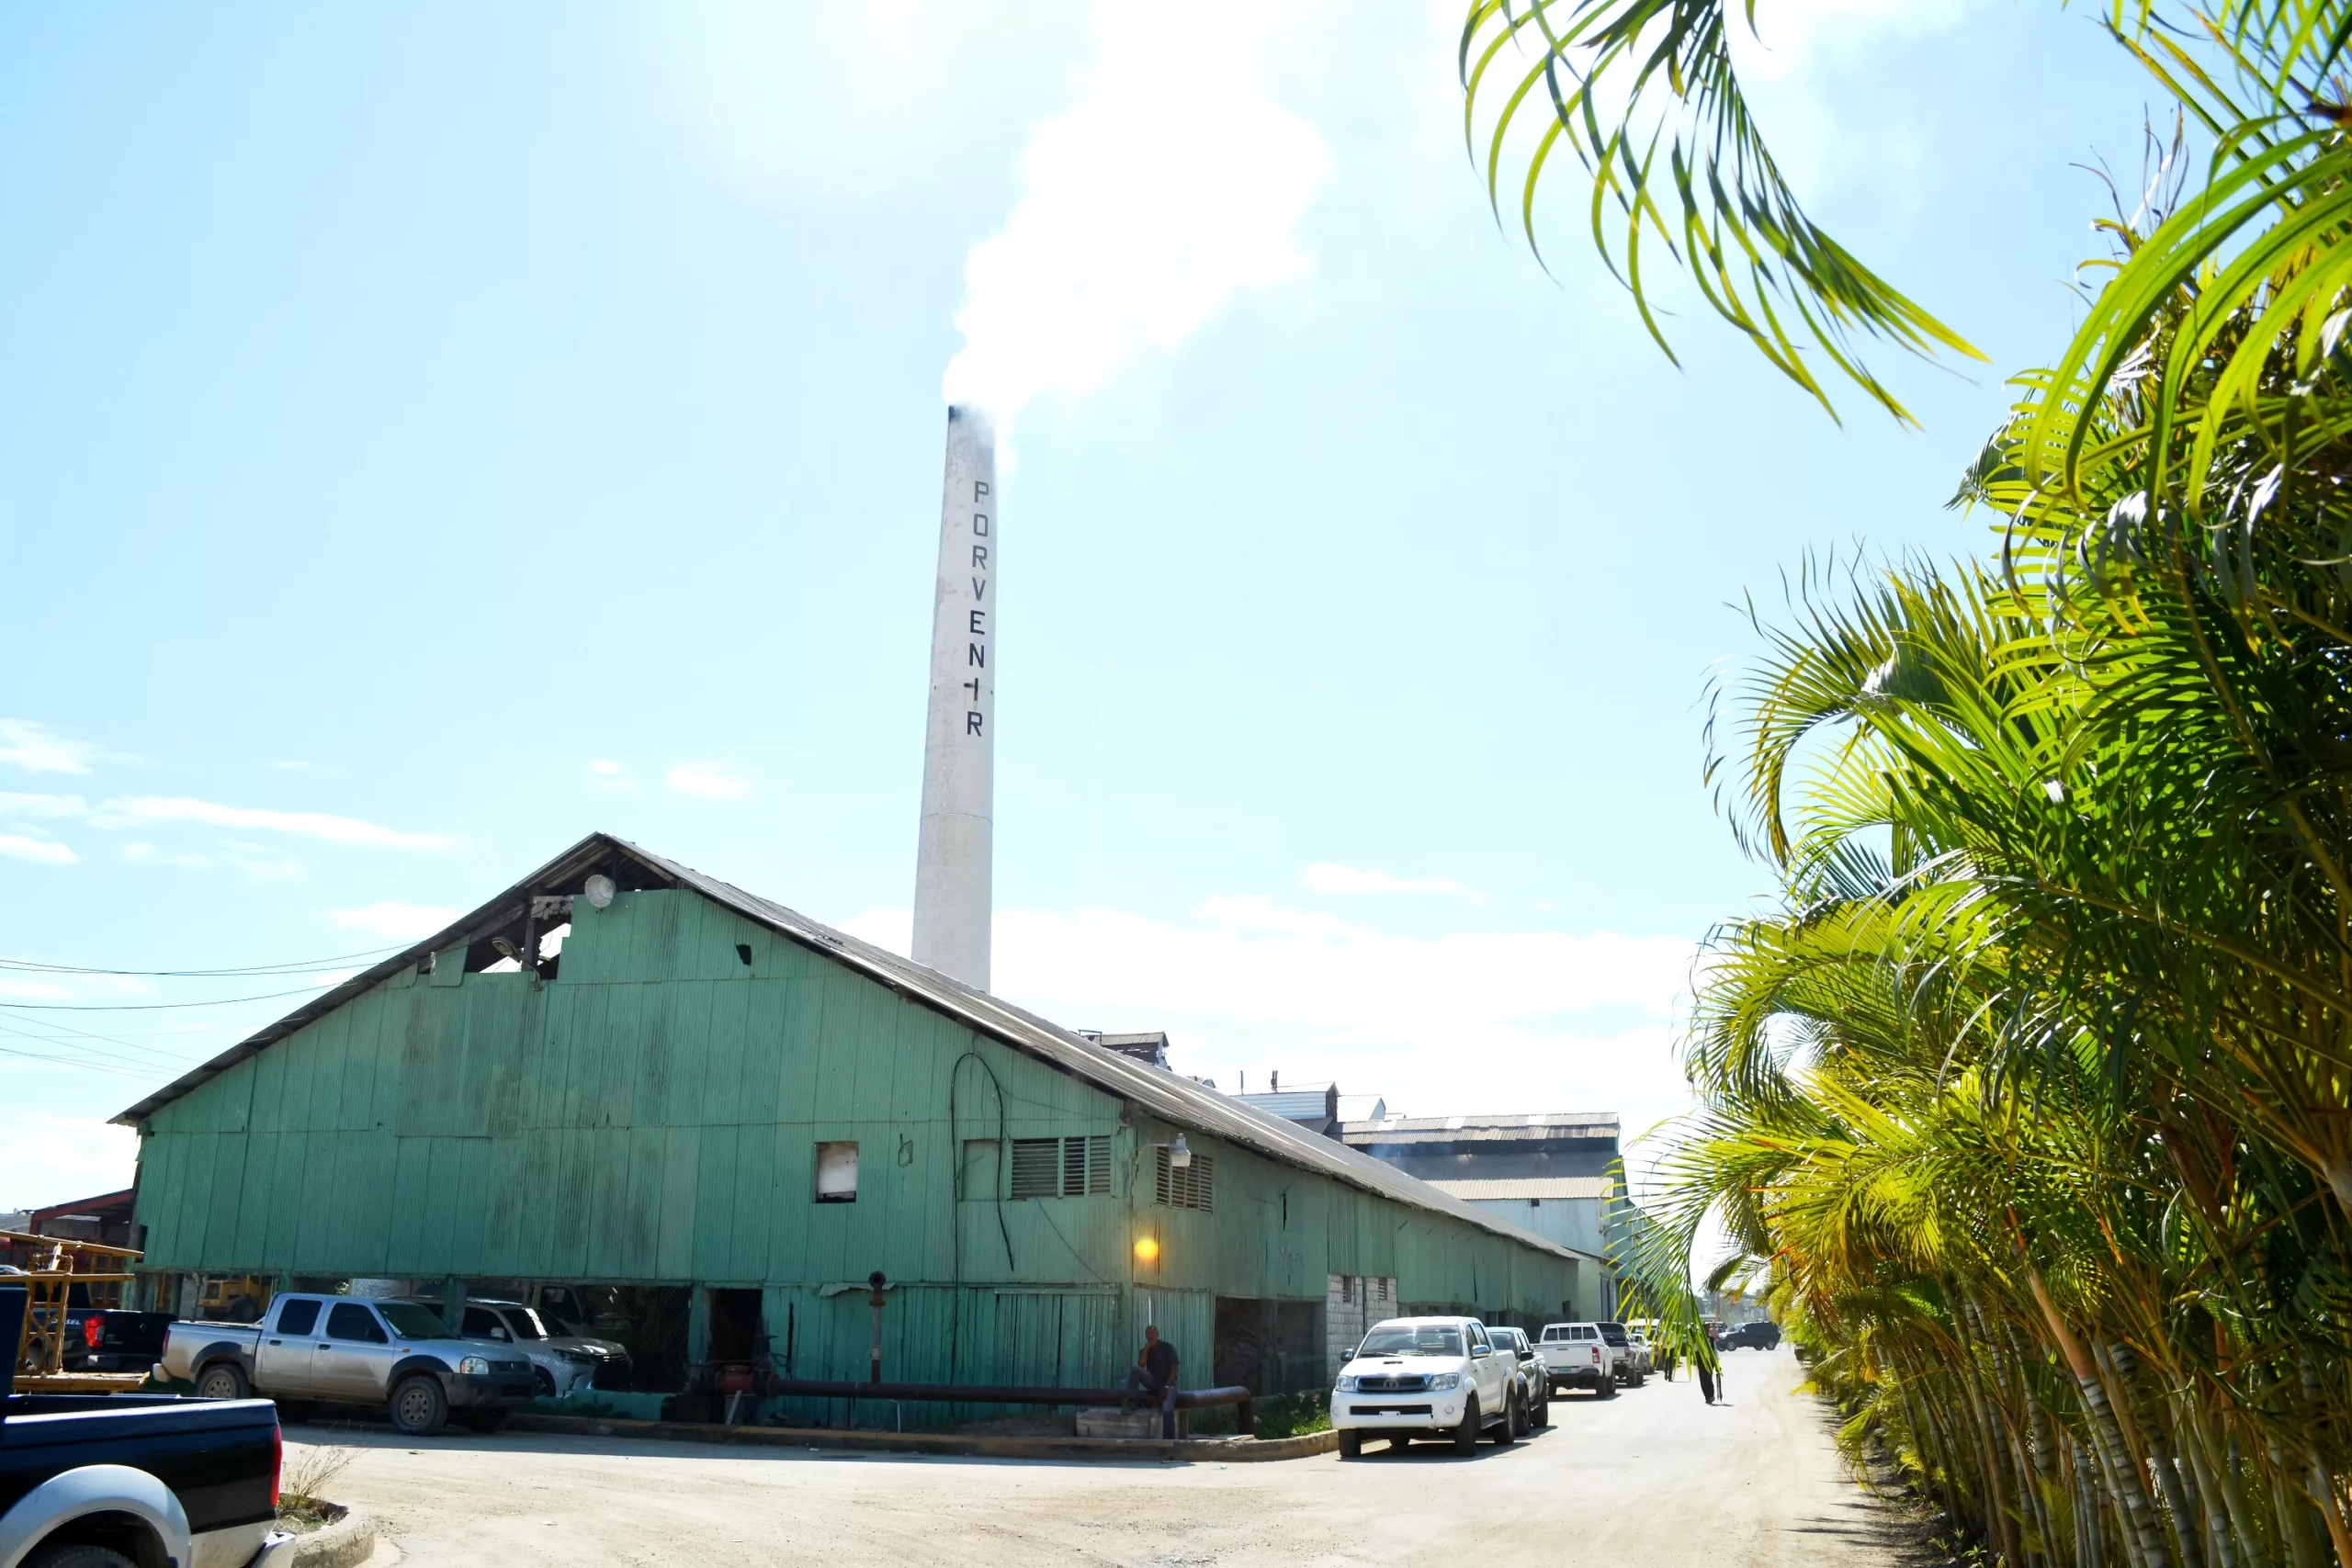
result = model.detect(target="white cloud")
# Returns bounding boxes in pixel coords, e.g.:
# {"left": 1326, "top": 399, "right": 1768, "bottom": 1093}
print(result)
{"left": 0, "top": 979, "right": 74, "bottom": 1000}
{"left": 93, "top": 796, "right": 458, "bottom": 851}
{"left": 647, "top": 0, "right": 1057, "bottom": 197}
{"left": 219, "top": 841, "right": 304, "bottom": 882}
{"left": 0, "top": 793, "right": 89, "bottom": 819}
{"left": 588, "top": 760, "right": 638, "bottom": 795}
{"left": 120, "top": 841, "right": 214, "bottom": 870}
{"left": 666, "top": 761, "right": 755, "bottom": 800}
{"left": 330, "top": 902, "right": 461, "bottom": 942}
{"left": 1723, "top": 0, "right": 1987, "bottom": 198}
{"left": 0, "top": 1113, "right": 138, "bottom": 1210}
{"left": 0, "top": 834, "right": 76, "bottom": 865}
{"left": 841, "top": 896, "right": 1701, "bottom": 1145}
{"left": 1298, "top": 863, "right": 1479, "bottom": 899}
{"left": 1730, "top": 0, "right": 1980, "bottom": 82}
{"left": 0, "top": 721, "right": 98, "bottom": 775}
{"left": 941, "top": 0, "right": 1333, "bottom": 438}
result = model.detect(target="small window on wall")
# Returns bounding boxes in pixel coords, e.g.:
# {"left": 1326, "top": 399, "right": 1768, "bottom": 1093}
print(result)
{"left": 1009, "top": 1135, "right": 1110, "bottom": 1198}
{"left": 1154, "top": 1145, "right": 1214, "bottom": 1211}
{"left": 815, "top": 1141, "right": 859, "bottom": 1202}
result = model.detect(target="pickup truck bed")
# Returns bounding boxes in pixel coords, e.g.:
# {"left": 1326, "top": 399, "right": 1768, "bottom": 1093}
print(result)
{"left": 2, "top": 1286, "right": 287, "bottom": 1568}
{"left": 58, "top": 1311, "right": 175, "bottom": 1379}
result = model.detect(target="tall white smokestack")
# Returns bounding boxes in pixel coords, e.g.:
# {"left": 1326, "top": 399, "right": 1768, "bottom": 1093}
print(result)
{"left": 911, "top": 404, "right": 997, "bottom": 988}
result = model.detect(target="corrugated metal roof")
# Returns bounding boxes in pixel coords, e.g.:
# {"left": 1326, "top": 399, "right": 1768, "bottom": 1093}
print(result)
{"left": 113, "top": 833, "right": 1603, "bottom": 1268}
{"left": 1426, "top": 1178, "right": 1617, "bottom": 1201}
{"left": 1339, "top": 1112, "right": 1621, "bottom": 1146}
{"left": 1232, "top": 1089, "right": 1334, "bottom": 1121}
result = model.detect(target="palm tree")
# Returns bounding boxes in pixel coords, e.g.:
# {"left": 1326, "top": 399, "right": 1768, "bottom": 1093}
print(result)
{"left": 1459, "top": 8, "right": 2352, "bottom": 1558}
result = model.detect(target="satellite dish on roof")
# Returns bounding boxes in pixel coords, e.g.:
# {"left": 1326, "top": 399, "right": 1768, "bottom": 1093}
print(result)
{"left": 583, "top": 874, "right": 616, "bottom": 909}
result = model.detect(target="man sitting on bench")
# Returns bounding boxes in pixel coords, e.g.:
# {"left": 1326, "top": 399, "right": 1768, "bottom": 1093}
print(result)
{"left": 1123, "top": 1325, "right": 1180, "bottom": 1438}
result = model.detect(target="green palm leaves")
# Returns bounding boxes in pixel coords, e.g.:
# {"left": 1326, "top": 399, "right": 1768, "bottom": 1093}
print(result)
{"left": 1459, "top": 0, "right": 1984, "bottom": 423}
{"left": 1464, "top": 4, "right": 2352, "bottom": 1552}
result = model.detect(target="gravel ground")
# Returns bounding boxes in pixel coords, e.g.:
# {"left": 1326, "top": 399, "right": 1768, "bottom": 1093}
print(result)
{"left": 297, "top": 1348, "right": 1922, "bottom": 1568}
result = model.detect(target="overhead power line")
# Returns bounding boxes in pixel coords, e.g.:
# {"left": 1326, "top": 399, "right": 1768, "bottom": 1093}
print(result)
{"left": 0, "top": 943, "right": 401, "bottom": 978}
{"left": 0, "top": 984, "right": 337, "bottom": 1011}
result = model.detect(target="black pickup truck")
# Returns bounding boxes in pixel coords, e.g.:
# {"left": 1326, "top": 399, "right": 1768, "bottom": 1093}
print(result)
{"left": 58, "top": 1308, "right": 175, "bottom": 1381}
{"left": 0, "top": 1288, "right": 288, "bottom": 1568}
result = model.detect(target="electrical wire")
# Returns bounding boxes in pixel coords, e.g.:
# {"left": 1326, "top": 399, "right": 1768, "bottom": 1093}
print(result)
{"left": 0, "top": 983, "right": 338, "bottom": 1011}
{"left": 0, "top": 1015, "right": 220, "bottom": 1067}
{"left": 0, "top": 944, "right": 402, "bottom": 978}
{"left": 0, "top": 1041, "right": 146, "bottom": 1078}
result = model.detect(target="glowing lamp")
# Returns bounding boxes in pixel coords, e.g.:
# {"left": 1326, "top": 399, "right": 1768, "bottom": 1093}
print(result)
{"left": 1133, "top": 1235, "right": 1161, "bottom": 1265}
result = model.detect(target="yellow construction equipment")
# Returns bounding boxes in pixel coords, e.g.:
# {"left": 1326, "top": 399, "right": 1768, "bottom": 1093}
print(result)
{"left": 4, "top": 1229, "right": 147, "bottom": 1393}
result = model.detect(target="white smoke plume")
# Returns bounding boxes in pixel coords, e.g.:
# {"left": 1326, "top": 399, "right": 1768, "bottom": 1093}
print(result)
{"left": 941, "top": 0, "right": 1333, "bottom": 439}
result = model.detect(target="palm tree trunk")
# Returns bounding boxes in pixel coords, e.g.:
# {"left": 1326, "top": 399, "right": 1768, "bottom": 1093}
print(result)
{"left": 2109, "top": 1346, "right": 2203, "bottom": 1568}
{"left": 2029, "top": 1274, "right": 2171, "bottom": 1568}
{"left": 2269, "top": 1441, "right": 2326, "bottom": 1568}
{"left": 2302, "top": 1459, "right": 2352, "bottom": 1568}
{"left": 2175, "top": 1404, "right": 2238, "bottom": 1568}
{"left": 2203, "top": 1421, "right": 2273, "bottom": 1568}
{"left": 1959, "top": 1309, "right": 2025, "bottom": 1564}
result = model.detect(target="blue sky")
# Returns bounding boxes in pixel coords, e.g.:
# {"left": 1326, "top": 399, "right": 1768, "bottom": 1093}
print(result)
{"left": 2, "top": 1, "right": 2158, "bottom": 1207}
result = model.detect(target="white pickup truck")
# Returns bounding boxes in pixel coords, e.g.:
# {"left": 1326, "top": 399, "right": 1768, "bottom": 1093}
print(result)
{"left": 159, "top": 1293, "right": 536, "bottom": 1436}
{"left": 1537, "top": 1321, "right": 1621, "bottom": 1398}
{"left": 1331, "top": 1316, "right": 1527, "bottom": 1457}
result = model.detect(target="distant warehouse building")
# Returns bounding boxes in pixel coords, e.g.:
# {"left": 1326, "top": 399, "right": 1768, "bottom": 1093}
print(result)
{"left": 115, "top": 835, "right": 1611, "bottom": 1420}
{"left": 1341, "top": 1113, "right": 1629, "bottom": 1314}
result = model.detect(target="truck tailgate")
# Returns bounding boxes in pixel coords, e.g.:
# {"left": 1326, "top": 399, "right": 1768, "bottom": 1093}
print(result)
{"left": 1, "top": 1395, "right": 279, "bottom": 1537}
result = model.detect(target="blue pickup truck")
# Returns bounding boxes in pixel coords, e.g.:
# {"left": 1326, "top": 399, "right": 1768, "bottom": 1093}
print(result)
{"left": 1, "top": 1287, "right": 288, "bottom": 1568}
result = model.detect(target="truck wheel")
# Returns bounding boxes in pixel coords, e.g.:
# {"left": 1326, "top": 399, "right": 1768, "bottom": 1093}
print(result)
{"left": 533, "top": 1367, "right": 557, "bottom": 1398}
{"left": 1532, "top": 1387, "right": 1550, "bottom": 1428}
{"left": 1451, "top": 1397, "right": 1480, "bottom": 1455}
{"left": 390, "top": 1374, "right": 449, "bottom": 1436}
{"left": 24, "top": 1546, "right": 140, "bottom": 1568}
{"left": 1599, "top": 1372, "right": 1619, "bottom": 1400}
{"left": 1492, "top": 1392, "right": 1520, "bottom": 1445}
{"left": 1337, "top": 1430, "right": 1363, "bottom": 1459}
{"left": 195, "top": 1362, "right": 250, "bottom": 1401}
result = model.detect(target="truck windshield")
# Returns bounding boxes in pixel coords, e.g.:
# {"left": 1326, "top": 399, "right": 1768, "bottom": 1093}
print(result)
{"left": 1359, "top": 1325, "right": 1464, "bottom": 1358}
{"left": 377, "top": 1303, "right": 459, "bottom": 1339}
{"left": 510, "top": 1308, "right": 548, "bottom": 1340}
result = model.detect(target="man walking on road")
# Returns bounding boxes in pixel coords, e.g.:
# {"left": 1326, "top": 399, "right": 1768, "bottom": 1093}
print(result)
{"left": 1124, "top": 1325, "right": 1180, "bottom": 1438}
{"left": 1696, "top": 1345, "right": 1719, "bottom": 1404}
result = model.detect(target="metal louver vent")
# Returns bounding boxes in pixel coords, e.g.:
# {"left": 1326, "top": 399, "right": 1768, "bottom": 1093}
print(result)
{"left": 1154, "top": 1147, "right": 1214, "bottom": 1211}
{"left": 1011, "top": 1135, "right": 1112, "bottom": 1199}
{"left": 1010, "top": 1139, "right": 1060, "bottom": 1199}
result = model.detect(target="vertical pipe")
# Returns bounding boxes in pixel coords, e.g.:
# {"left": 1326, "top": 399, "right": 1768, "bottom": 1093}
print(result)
{"left": 912, "top": 404, "right": 998, "bottom": 990}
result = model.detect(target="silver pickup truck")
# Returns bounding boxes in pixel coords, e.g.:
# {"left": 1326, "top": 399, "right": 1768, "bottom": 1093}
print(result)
{"left": 158, "top": 1294, "right": 533, "bottom": 1437}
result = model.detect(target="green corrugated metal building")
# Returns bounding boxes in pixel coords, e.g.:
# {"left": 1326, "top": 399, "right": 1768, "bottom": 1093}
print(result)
{"left": 115, "top": 834, "right": 1608, "bottom": 1421}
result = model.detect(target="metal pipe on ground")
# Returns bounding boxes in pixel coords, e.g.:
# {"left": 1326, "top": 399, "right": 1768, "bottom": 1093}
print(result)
{"left": 756, "top": 1378, "right": 1255, "bottom": 1436}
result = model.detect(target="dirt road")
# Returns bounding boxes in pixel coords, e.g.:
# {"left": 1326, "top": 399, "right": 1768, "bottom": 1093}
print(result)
{"left": 306, "top": 1348, "right": 1914, "bottom": 1567}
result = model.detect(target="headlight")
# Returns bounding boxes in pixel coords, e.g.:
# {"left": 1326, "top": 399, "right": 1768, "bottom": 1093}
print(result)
{"left": 558, "top": 1348, "right": 596, "bottom": 1365}
{"left": 1428, "top": 1372, "right": 1461, "bottom": 1391}
{"left": 1334, "top": 1374, "right": 1358, "bottom": 1392}
{"left": 458, "top": 1356, "right": 491, "bottom": 1375}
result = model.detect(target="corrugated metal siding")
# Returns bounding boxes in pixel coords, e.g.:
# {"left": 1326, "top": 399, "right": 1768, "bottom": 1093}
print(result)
{"left": 136, "top": 886, "right": 1586, "bottom": 1393}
